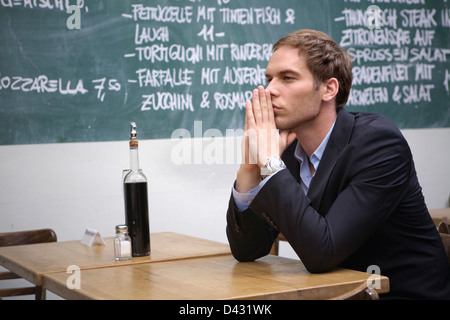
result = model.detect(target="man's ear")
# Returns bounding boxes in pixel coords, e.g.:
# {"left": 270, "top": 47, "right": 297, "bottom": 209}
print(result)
{"left": 322, "top": 77, "right": 339, "bottom": 102}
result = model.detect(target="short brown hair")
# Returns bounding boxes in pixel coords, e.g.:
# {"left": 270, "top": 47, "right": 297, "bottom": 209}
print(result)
{"left": 273, "top": 29, "right": 352, "bottom": 109}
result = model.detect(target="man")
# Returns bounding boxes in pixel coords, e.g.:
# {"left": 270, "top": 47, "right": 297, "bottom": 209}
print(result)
{"left": 226, "top": 29, "right": 450, "bottom": 299}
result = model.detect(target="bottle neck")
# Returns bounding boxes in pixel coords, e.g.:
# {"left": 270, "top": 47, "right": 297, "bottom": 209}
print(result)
{"left": 129, "top": 146, "right": 140, "bottom": 171}
{"left": 125, "top": 139, "right": 147, "bottom": 183}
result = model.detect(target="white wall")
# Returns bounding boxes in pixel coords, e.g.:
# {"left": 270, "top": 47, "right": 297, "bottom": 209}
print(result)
{"left": 0, "top": 128, "right": 449, "bottom": 244}
{"left": 402, "top": 128, "right": 450, "bottom": 212}
{"left": 0, "top": 136, "right": 240, "bottom": 243}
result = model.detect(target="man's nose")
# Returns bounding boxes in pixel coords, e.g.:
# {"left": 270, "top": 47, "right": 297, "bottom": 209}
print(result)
{"left": 266, "top": 80, "right": 278, "bottom": 96}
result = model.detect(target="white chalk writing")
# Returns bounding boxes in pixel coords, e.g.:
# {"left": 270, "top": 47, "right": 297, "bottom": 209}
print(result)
{"left": 0, "top": 73, "right": 88, "bottom": 95}
{"left": 121, "top": 2, "right": 296, "bottom": 112}
{"left": 2, "top": 0, "right": 448, "bottom": 136}
{"left": 335, "top": 1, "right": 450, "bottom": 109}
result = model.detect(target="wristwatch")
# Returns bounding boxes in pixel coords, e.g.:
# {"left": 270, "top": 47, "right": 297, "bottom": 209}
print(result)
{"left": 262, "top": 156, "right": 286, "bottom": 176}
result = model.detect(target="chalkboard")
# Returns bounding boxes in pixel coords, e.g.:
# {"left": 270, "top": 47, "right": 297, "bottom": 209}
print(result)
{"left": 1, "top": 0, "right": 449, "bottom": 145}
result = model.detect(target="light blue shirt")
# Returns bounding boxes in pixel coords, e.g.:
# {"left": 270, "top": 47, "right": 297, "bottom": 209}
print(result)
{"left": 232, "top": 119, "right": 336, "bottom": 212}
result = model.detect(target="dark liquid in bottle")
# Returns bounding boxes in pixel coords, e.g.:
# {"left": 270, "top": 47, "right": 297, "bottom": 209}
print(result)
{"left": 124, "top": 182, "right": 150, "bottom": 256}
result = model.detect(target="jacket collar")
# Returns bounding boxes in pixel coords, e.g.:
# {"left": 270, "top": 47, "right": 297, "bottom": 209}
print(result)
{"left": 308, "top": 108, "right": 355, "bottom": 210}
{"left": 282, "top": 108, "right": 355, "bottom": 210}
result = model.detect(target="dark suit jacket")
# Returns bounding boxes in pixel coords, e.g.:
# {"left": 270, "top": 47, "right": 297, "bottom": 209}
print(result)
{"left": 226, "top": 108, "right": 450, "bottom": 299}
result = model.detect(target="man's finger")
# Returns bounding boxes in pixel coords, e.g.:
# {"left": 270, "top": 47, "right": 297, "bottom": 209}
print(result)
{"left": 258, "top": 86, "right": 269, "bottom": 124}
{"left": 252, "top": 88, "right": 262, "bottom": 124}
{"left": 245, "top": 99, "right": 256, "bottom": 127}
{"left": 265, "top": 88, "right": 275, "bottom": 125}
{"left": 244, "top": 100, "right": 250, "bottom": 131}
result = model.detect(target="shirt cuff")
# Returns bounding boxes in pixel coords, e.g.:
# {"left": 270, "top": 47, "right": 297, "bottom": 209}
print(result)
{"left": 232, "top": 170, "right": 283, "bottom": 212}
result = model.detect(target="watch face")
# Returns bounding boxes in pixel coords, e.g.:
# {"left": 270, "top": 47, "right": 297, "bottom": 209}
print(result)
{"left": 266, "top": 157, "right": 285, "bottom": 173}
{"left": 272, "top": 157, "right": 283, "bottom": 168}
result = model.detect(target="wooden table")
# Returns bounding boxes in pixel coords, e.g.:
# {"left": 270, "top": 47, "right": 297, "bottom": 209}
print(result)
{"left": 0, "top": 232, "right": 231, "bottom": 286}
{"left": 42, "top": 255, "right": 389, "bottom": 300}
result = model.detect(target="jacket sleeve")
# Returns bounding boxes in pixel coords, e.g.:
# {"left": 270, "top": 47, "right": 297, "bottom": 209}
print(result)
{"left": 228, "top": 123, "right": 413, "bottom": 273}
{"left": 226, "top": 193, "right": 279, "bottom": 262}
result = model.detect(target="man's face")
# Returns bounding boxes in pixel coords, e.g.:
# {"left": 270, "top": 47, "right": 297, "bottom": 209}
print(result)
{"left": 265, "top": 45, "right": 325, "bottom": 131}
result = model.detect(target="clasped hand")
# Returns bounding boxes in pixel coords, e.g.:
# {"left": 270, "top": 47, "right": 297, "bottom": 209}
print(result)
{"left": 241, "top": 86, "right": 295, "bottom": 169}
{"left": 236, "top": 86, "right": 295, "bottom": 193}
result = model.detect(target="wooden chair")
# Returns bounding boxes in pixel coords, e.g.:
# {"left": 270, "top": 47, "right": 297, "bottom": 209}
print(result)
{"left": 329, "top": 282, "right": 379, "bottom": 300}
{"left": 430, "top": 214, "right": 450, "bottom": 264}
{"left": 436, "top": 217, "right": 449, "bottom": 234}
{"left": 440, "top": 233, "right": 450, "bottom": 265}
{"left": 270, "top": 233, "right": 287, "bottom": 255}
{"left": 0, "top": 229, "right": 57, "bottom": 300}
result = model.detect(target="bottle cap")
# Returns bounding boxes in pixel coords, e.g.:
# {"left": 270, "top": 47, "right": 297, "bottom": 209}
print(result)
{"left": 130, "top": 122, "right": 137, "bottom": 138}
{"left": 129, "top": 122, "right": 138, "bottom": 148}
{"left": 115, "top": 224, "right": 128, "bottom": 232}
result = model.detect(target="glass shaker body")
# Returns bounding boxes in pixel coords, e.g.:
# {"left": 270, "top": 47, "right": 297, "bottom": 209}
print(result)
{"left": 114, "top": 225, "right": 132, "bottom": 261}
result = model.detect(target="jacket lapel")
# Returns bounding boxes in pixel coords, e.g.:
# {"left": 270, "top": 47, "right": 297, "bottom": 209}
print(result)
{"left": 307, "top": 109, "right": 355, "bottom": 211}
{"left": 281, "top": 140, "right": 300, "bottom": 183}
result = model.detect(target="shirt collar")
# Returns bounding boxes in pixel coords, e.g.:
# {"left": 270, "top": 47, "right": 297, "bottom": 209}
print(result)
{"left": 294, "top": 118, "right": 336, "bottom": 173}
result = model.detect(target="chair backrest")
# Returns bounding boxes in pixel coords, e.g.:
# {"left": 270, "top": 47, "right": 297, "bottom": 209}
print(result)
{"left": 329, "top": 282, "right": 379, "bottom": 300}
{"left": 270, "top": 233, "right": 287, "bottom": 255}
{"left": 0, "top": 228, "right": 57, "bottom": 300}
{"left": 437, "top": 217, "right": 450, "bottom": 234}
{"left": 440, "top": 233, "right": 450, "bottom": 265}
{"left": 430, "top": 215, "right": 450, "bottom": 264}
{"left": 0, "top": 229, "right": 57, "bottom": 247}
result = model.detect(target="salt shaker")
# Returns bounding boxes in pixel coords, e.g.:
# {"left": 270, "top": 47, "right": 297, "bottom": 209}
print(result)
{"left": 114, "top": 225, "right": 132, "bottom": 261}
